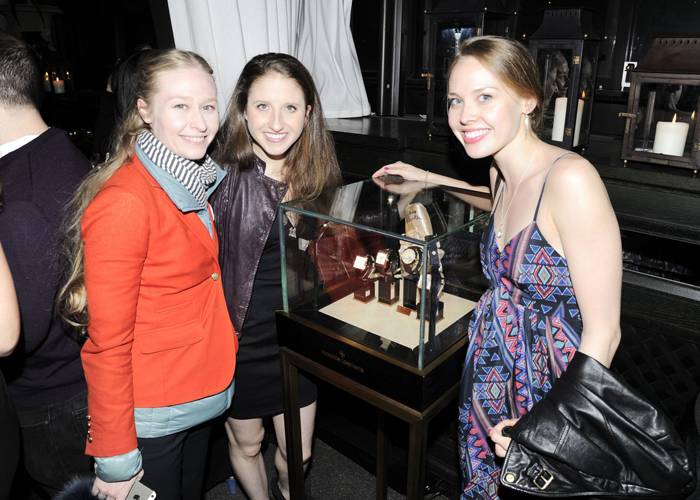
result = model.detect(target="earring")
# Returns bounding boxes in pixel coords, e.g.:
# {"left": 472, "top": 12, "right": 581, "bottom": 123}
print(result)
{"left": 524, "top": 113, "right": 531, "bottom": 130}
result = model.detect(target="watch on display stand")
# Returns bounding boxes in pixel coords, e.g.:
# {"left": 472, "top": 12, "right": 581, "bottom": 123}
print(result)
{"left": 399, "top": 202, "right": 433, "bottom": 314}
{"left": 398, "top": 245, "right": 422, "bottom": 313}
{"left": 352, "top": 254, "right": 376, "bottom": 303}
{"left": 398, "top": 203, "right": 446, "bottom": 323}
{"left": 375, "top": 249, "right": 400, "bottom": 305}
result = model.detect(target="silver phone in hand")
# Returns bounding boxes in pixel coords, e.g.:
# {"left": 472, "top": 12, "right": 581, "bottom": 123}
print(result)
{"left": 127, "top": 480, "right": 156, "bottom": 500}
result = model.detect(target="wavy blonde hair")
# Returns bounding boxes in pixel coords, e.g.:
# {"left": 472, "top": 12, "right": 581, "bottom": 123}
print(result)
{"left": 58, "top": 48, "right": 214, "bottom": 330}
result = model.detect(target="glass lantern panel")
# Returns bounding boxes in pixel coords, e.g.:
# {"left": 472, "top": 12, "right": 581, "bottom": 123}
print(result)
{"left": 435, "top": 25, "right": 479, "bottom": 77}
{"left": 433, "top": 25, "right": 480, "bottom": 118}
{"left": 632, "top": 82, "right": 699, "bottom": 158}
{"left": 537, "top": 48, "right": 574, "bottom": 143}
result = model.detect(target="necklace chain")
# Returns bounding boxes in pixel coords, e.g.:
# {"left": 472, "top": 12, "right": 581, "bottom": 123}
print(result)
{"left": 496, "top": 151, "right": 537, "bottom": 241}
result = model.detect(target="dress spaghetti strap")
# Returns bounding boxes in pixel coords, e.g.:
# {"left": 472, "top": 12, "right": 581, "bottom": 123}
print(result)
{"left": 492, "top": 173, "right": 505, "bottom": 212}
{"left": 532, "top": 151, "right": 575, "bottom": 221}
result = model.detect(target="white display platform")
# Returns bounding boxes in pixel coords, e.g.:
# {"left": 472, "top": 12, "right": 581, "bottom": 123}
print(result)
{"left": 319, "top": 283, "right": 476, "bottom": 349}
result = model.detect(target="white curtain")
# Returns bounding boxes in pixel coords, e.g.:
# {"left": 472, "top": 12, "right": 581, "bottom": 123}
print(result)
{"left": 296, "top": 0, "right": 370, "bottom": 117}
{"left": 167, "top": 0, "right": 370, "bottom": 118}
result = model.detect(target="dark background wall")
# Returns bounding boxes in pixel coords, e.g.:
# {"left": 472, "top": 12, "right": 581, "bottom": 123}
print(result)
{"left": 351, "top": 0, "right": 700, "bottom": 135}
{"left": 0, "top": 0, "right": 173, "bottom": 159}
{"left": 4, "top": 0, "right": 699, "bottom": 152}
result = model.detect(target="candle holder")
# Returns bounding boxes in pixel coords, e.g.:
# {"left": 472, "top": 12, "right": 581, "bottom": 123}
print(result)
{"left": 618, "top": 38, "right": 700, "bottom": 173}
{"left": 527, "top": 8, "right": 600, "bottom": 151}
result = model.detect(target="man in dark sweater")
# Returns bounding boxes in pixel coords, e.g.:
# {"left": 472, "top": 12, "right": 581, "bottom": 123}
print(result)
{"left": 0, "top": 32, "right": 92, "bottom": 498}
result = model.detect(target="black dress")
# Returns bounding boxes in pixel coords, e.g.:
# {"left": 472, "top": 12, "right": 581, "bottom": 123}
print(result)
{"left": 229, "top": 213, "right": 317, "bottom": 419}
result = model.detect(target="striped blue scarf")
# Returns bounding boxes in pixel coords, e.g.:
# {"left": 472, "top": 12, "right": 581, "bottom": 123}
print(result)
{"left": 136, "top": 130, "right": 217, "bottom": 207}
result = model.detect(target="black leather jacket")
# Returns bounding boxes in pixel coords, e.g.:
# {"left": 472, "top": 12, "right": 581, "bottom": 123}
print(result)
{"left": 501, "top": 353, "right": 694, "bottom": 498}
{"left": 211, "top": 158, "right": 287, "bottom": 333}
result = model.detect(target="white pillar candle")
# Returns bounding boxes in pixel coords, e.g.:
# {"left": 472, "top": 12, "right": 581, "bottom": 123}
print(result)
{"left": 573, "top": 97, "right": 584, "bottom": 147}
{"left": 652, "top": 114, "right": 689, "bottom": 157}
{"left": 53, "top": 78, "right": 65, "bottom": 94}
{"left": 551, "top": 97, "right": 567, "bottom": 141}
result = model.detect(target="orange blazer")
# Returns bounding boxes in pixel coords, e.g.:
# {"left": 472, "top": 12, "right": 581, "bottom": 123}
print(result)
{"left": 81, "top": 155, "right": 237, "bottom": 458}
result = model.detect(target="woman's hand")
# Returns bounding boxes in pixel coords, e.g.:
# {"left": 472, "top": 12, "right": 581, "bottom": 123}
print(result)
{"left": 372, "top": 161, "right": 429, "bottom": 183}
{"left": 371, "top": 177, "right": 426, "bottom": 195}
{"left": 91, "top": 470, "right": 144, "bottom": 500}
{"left": 489, "top": 418, "right": 519, "bottom": 457}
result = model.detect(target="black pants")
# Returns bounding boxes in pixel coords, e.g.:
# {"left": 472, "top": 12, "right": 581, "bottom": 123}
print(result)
{"left": 137, "top": 422, "right": 212, "bottom": 500}
{"left": 0, "top": 372, "right": 19, "bottom": 500}
{"left": 13, "top": 389, "right": 93, "bottom": 499}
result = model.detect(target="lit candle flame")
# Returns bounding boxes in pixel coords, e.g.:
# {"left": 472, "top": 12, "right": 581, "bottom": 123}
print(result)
{"left": 672, "top": 113, "right": 677, "bottom": 123}
{"left": 693, "top": 111, "right": 696, "bottom": 121}
{"left": 581, "top": 90, "right": 586, "bottom": 99}
{"left": 44, "top": 72, "right": 49, "bottom": 81}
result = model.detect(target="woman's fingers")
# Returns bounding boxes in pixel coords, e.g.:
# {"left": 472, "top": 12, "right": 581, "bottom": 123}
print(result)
{"left": 489, "top": 418, "right": 519, "bottom": 458}
{"left": 373, "top": 162, "right": 404, "bottom": 178}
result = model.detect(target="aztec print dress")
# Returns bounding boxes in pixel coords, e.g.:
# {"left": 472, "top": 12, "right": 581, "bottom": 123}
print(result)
{"left": 458, "top": 170, "right": 582, "bottom": 499}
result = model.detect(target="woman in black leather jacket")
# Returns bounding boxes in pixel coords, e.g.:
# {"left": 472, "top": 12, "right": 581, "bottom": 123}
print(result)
{"left": 211, "top": 53, "right": 341, "bottom": 500}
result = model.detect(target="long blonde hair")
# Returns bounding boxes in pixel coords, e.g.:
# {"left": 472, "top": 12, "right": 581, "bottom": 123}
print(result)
{"left": 58, "top": 48, "right": 214, "bottom": 330}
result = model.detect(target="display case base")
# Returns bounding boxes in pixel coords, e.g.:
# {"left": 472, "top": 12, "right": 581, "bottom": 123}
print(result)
{"left": 276, "top": 311, "right": 467, "bottom": 414}
{"left": 277, "top": 310, "right": 469, "bottom": 500}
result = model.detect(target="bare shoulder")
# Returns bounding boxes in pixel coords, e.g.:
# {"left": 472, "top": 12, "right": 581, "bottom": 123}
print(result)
{"left": 546, "top": 154, "right": 608, "bottom": 203}
{"left": 549, "top": 153, "right": 599, "bottom": 182}
{"left": 541, "top": 153, "right": 616, "bottom": 230}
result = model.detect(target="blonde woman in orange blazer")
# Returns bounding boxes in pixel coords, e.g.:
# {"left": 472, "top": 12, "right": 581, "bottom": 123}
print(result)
{"left": 59, "top": 49, "right": 237, "bottom": 500}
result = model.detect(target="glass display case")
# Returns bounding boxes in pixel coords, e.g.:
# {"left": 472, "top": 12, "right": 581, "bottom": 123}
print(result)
{"left": 619, "top": 37, "right": 700, "bottom": 172}
{"left": 278, "top": 179, "right": 488, "bottom": 370}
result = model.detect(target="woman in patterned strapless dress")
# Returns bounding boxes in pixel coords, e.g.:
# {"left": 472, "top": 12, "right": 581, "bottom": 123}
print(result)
{"left": 374, "top": 36, "right": 623, "bottom": 499}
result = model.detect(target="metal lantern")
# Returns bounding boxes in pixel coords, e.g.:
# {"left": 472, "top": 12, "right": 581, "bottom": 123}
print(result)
{"left": 527, "top": 8, "right": 600, "bottom": 151}
{"left": 619, "top": 37, "right": 700, "bottom": 173}
{"left": 422, "top": 0, "right": 518, "bottom": 136}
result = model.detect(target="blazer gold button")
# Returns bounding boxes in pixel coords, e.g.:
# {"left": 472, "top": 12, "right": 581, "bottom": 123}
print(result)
{"left": 503, "top": 472, "right": 515, "bottom": 483}
{"left": 211, "top": 272, "right": 219, "bottom": 281}
{"left": 87, "top": 436, "right": 93, "bottom": 443}
{"left": 86, "top": 415, "right": 91, "bottom": 421}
